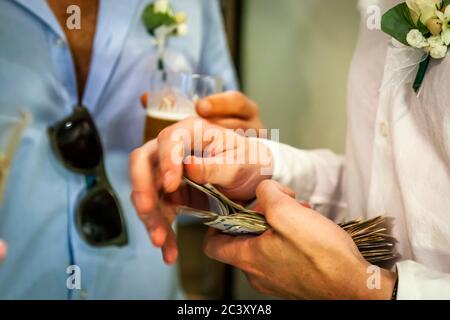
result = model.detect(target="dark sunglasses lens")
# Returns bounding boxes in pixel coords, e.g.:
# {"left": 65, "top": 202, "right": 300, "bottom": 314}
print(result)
{"left": 55, "top": 118, "right": 102, "bottom": 170}
{"left": 79, "top": 189, "right": 124, "bottom": 244}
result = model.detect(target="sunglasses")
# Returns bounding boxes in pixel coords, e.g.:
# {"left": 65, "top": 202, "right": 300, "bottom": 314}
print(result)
{"left": 48, "top": 107, "right": 128, "bottom": 247}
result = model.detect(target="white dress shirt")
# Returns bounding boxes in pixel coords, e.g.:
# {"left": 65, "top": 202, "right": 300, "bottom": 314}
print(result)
{"left": 261, "top": 0, "right": 450, "bottom": 299}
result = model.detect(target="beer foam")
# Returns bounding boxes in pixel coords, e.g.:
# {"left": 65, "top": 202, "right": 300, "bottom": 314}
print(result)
{"left": 146, "top": 109, "right": 194, "bottom": 121}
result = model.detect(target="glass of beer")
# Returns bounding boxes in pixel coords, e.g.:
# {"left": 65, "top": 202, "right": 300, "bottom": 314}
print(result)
{"left": 144, "top": 71, "right": 223, "bottom": 142}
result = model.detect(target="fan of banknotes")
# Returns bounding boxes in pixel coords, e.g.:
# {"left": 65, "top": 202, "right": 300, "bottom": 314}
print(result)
{"left": 177, "top": 177, "right": 397, "bottom": 263}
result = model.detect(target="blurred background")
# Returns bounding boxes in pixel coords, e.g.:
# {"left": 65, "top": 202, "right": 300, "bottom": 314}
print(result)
{"left": 178, "top": 0, "right": 361, "bottom": 300}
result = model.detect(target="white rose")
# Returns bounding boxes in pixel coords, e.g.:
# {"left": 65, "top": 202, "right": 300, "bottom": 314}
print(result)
{"left": 176, "top": 23, "right": 188, "bottom": 36}
{"left": 429, "top": 44, "right": 448, "bottom": 58}
{"left": 154, "top": 0, "right": 169, "bottom": 13}
{"left": 406, "top": 0, "right": 442, "bottom": 24}
{"left": 427, "top": 34, "right": 445, "bottom": 47}
{"left": 407, "top": 29, "right": 429, "bottom": 48}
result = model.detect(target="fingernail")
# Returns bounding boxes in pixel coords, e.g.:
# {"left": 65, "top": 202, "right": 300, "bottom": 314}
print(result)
{"left": 198, "top": 100, "right": 212, "bottom": 116}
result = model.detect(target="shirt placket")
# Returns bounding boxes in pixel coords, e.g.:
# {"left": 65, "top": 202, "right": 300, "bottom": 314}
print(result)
{"left": 47, "top": 30, "right": 86, "bottom": 299}
{"left": 367, "top": 79, "right": 397, "bottom": 217}
{"left": 47, "top": 33, "right": 78, "bottom": 109}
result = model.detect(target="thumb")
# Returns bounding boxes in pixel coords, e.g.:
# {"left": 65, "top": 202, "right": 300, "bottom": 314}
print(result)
{"left": 255, "top": 180, "right": 303, "bottom": 232}
{"left": 184, "top": 156, "right": 241, "bottom": 185}
{"left": 183, "top": 156, "right": 258, "bottom": 201}
{"left": 256, "top": 180, "right": 296, "bottom": 211}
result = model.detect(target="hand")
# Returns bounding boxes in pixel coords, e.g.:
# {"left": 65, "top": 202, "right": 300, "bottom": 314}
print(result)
{"left": 129, "top": 117, "right": 273, "bottom": 264}
{"left": 204, "top": 180, "right": 397, "bottom": 300}
{"left": 196, "top": 91, "right": 264, "bottom": 132}
{"left": 141, "top": 91, "right": 264, "bottom": 132}
{"left": 0, "top": 240, "right": 7, "bottom": 264}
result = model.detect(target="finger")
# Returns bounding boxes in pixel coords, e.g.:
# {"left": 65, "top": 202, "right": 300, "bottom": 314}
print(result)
{"left": 146, "top": 204, "right": 176, "bottom": 247}
{"left": 184, "top": 155, "right": 259, "bottom": 201}
{"left": 161, "top": 184, "right": 210, "bottom": 210}
{"left": 129, "top": 140, "right": 159, "bottom": 218}
{"left": 0, "top": 240, "right": 7, "bottom": 263}
{"left": 157, "top": 205, "right": 178, "bottom": 264}
{"left": 140, "top": 92, "right": 149, "bottom": 109}
{"left": 196, "top": 91, "right": 258, "bottom": 120}
{"left": 157, "top": 118, "right": 228, "bottom": 193}
{"left": 203, "top": 228, "right": 254, "bottom": 268}
{"left": 157, "top": 126, "right": 186, "bottom": 193}
{"left": 162, "top": 229, "right": 178, "bottom": 265}
{"left": 147, "top": 216, "right": 170, "bottom": 248}
{"left": 183, "top": 155, "right": 240, "bottom": 185}
{"left": 162, "top": 188, "right": 187, "bottom": 207}
{"left": 252, "top": 202, "right": 264, "bottom": 213}
{"left": 256, "top": 180, "right": 296, "bottom": 212}
{"left": 207, "top": 118, "right": 258, "bottom": 132}
{"left": 255, "top": 180, "right": 303, "bottom": 231}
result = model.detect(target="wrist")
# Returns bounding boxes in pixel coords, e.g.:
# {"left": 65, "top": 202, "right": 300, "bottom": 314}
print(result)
{"left": 379, "top": 269, "right": 397, "bottom": 300}
{"left": 362, "top": 266, "right": 397, "bottom": 300}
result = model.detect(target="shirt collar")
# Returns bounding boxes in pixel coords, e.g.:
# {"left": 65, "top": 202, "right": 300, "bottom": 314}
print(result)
{"left": 12, "top": 0, "right": 66, "bottom": 40}
{"left": 13, "top": 0, "right": 142, "bottom": 110}
{"left": 82, "top": 0, "right": 141, "bottom": 109}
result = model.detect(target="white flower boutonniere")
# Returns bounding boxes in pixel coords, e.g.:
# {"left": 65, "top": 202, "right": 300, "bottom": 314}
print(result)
{"left": 142, "top": 0, "right": 188, "bottom": 71}
{"left": 382, "top": 0, "right": 450, "bottom": 91}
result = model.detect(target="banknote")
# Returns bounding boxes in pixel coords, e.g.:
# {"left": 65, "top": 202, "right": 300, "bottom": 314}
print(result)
{"left": 177, "top": 177, "right": 397, "bottom": 263}
{"left": 176, "top": 177, "right": 269, "bottom": 235}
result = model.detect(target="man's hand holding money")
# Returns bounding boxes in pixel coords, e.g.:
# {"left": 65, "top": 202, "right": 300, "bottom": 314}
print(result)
{"left": 129, "top": 116, "right": 272, "bottom": 264}
{"left": 204, "top": 180, "right": 397, "bottom": 299}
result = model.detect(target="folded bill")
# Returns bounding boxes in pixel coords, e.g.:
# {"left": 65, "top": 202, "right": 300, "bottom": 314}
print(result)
{"left": 177, "top": 177, "right": 397, "bottom": 263}
{"left": 177, "top": 177, "right": 269, "bottom": 235}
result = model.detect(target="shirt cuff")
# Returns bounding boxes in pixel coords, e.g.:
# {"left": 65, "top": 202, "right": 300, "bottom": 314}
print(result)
{"left": 256, "top": 138, "right": 316, "bottom": 201}
{"left": 396, "top": 260, "right": 450, "bottom": 300}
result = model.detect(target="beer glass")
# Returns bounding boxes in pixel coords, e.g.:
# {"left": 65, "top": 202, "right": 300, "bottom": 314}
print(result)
{"left": 144, "top": 71, "right": 223, "bottom": 142}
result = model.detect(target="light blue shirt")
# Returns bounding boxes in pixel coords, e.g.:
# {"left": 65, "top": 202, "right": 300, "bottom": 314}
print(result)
{"left": 0, "top": 0, "right": 237, "bottom": 299}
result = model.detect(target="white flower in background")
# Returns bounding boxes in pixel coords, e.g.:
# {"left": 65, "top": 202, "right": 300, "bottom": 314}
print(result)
{"left": 142, "top": 0, "right": 188, "bottom": 70}
{"left": 407, "top": 29, "right": 429, "bottom": 47}
{"left": 429, "top": 43, "right": 448, "bottom": 57}
{"left": 406, "top": 0, "right": 442, "bottom": 25}
{"left": 428, "top": 34, "right": 445, "bottom": 46}
{"left": 154, "top": 0, "right": 169, "bottom": 13}
{"left": 176, "top": 23, "right": 188, "bottom": 36}
{"left": 436, "top": 6, "right": 450, "bottom": 45}
{"left": 427, "top": 34, "right": 448, "bottom": 58}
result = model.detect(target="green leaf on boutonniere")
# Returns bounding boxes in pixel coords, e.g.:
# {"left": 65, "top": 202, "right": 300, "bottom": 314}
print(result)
{"left": 413, "top": 55, "right": 431, "bottom": 92}
{"left": 382, "top": 3, "right": 417, "bottom": 45}
{"left": 416, "top": 19, "right": 431, "bottom": 36}
{"left": 142, "top": 4, "right": 176, "bottom": 35}
{"left": 444, "top": 0, "right": 450, "bottom": 7}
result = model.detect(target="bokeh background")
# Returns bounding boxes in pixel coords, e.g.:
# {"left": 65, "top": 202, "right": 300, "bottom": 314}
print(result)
{"left": 178, "top": 0, "right": 361, "bottom": 300}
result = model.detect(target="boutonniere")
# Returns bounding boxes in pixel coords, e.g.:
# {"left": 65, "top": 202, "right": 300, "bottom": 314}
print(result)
{"left": 142, "top": 0, "right": 188, "bottom": 71}
{"left": 382, "top": 0, "right": 450, "bottom": 92}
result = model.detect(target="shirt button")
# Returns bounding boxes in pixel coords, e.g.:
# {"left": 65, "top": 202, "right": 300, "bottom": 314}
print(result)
{"left": 54, "top": 37, "right": 65, "bottom": 48}
{"left": 80, "top": 290, "right": 88, "bottom": 299}
{"left": 380, "top": 121, "right": 390, "bottom": 138}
